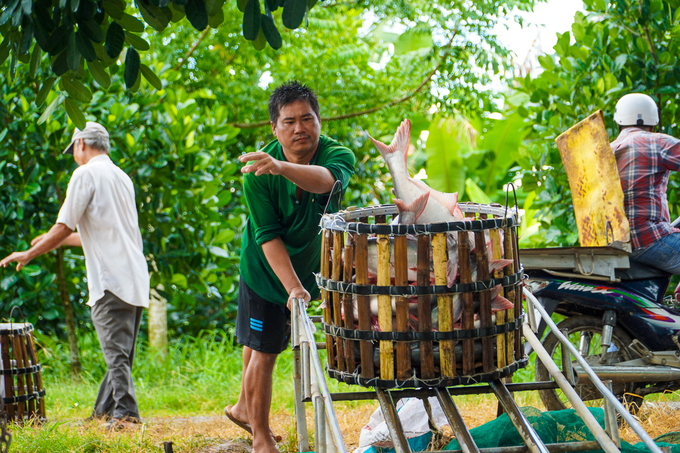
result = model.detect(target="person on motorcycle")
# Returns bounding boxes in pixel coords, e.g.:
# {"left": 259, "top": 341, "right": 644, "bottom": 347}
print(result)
{"left": 611, "top": 93, "right": 680, "bottom": 273}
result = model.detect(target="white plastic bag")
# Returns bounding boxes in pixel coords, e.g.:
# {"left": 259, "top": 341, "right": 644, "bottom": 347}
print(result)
{"left": 353, "top": 396, "right": 449, "bottom": 453}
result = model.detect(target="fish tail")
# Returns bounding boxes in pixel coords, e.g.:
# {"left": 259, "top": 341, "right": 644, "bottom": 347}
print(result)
{"left": 394, "top": 192, "right": 429, "bottom": 224}
{"left": 368, "top": 119, "right": 411, "bottom": 161}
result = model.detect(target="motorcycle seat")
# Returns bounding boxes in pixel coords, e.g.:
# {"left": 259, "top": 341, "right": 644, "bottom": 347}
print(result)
{"left": 615, "top": 260, "right": 671, "bottom": 280}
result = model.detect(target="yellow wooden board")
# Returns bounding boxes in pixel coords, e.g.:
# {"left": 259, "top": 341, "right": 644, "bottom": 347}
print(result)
{"left": 555, "top": 110, "right": 630, "bottom": 249}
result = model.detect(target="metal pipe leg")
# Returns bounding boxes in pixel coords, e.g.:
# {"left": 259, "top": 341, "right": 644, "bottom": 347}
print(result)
{"left": 435, "top": 388, "right": 481, "bottom": 453}
{"left": 489, "top": 379, "right": 549, "bottom": 453}
{"left": 375, "top": 388, "right": 412, "bottom": 453}
{"left": 560, "top": 329, "right": 575, "bottom": 386}
{"left": 603, "top": 381, "right": 621, "bottom": 448}
{"left": 523, "top": 324, "right": 621, "bottom": 453}
{"left": 314, "top": 395, "right": 326, "bottom": 453}
{"left": 292, "top": 301, "right": 310, "bottom": 452}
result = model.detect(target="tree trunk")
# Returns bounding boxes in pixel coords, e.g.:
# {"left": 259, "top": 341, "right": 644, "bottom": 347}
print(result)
{"left": 55, "top": 248, "right": 82, "bottom": 380}
{"left": 148, "top": 286, "right": 168, "bottom": 356}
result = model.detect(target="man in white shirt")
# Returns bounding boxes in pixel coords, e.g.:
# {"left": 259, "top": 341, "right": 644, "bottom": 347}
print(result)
{"left": 1, "top": 122, "right": 149, "bottom": 429}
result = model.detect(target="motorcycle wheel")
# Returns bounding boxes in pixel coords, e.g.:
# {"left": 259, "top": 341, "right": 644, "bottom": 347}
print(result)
{"left": 535, "top": 315, "right": 644, "bottom": 414}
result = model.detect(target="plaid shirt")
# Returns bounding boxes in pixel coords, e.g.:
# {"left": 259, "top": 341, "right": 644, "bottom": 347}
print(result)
{"left": 611, "top": 127, "right": 680, "bottom": 249}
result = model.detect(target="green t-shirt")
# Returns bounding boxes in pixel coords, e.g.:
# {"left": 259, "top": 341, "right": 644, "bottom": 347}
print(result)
{"left": 239, "top": 135, "right": 355, "bottom": 305}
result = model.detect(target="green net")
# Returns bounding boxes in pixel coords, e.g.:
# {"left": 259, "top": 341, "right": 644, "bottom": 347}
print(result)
{"left": 444, "top": 407, "right": 680, "bottom": 452}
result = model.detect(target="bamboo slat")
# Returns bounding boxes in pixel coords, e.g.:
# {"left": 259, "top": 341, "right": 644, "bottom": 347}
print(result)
{"left": 26, "top": 334, "right": 45, "bottom": 417}
{"left": 12, "top": 334, "right": 26, "bottom": 419}
{"left": 433, "top": 233, "right": 455, "bottom": 377}
{"left": 1, "top": 335, "right": 14, "bottom": 419}
{"left": 458, "top": 231, "right": 475, "bottom": 375}
{"left": 332, "top": 232, "right": 346, "bottom": 372}
{"left": 490, "top": 229, "right": 507, "bottom": 370}
{"left": 377, "top": 234, "right": 394, "bottom": 380}
{"left": 321, "top": 230, "right": 336, "bottom": 369}
{"left": 417, "top": 235, "right": 435, "bottom": 379}
{"left": 342, "top": 234, "right": 356, "bottom": 372}
{"left": 355, "top": 232, "right": 374, "bottom": 378}
{"left": 394, "top": 234, "right": 411, "bottom": 380}
{"left": 22, "top": 335, "right": 35, "bottom": 416}
{"left": 474, "top": 229, "right": 494, "bottom": 373}
{"left": 503, "top": 227, "right": 516, "bottom": 366}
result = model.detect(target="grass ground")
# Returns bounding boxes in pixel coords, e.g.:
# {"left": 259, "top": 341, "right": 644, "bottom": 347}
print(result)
{"left": 8, "top": 330, "right": 680, "bottom": 452}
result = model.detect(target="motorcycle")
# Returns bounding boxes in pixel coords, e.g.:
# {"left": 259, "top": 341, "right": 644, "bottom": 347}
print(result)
{"left": 524, "top": 224, "right": 680, "bottom": 413}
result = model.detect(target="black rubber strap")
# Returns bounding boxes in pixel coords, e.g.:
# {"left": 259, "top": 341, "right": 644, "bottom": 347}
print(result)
{"left": 0, "top": 364, "right": 41, "bottom": 376}
{"left": 323, "top": 315, "right": 525, "bottom": 341}
{"left": 326, "top": 358, "right": 528, "bottom": 389}
{"left": 3, "top": 389, "right": 45, "bottom": 405}
{"left": 325, "top": 216, "right": 517, "bottom": 235}
{"left": 0, "top": 325, "right": 34, "bottom": 335}
{"left": 316, "top": 269, "right": 523, "bottom": 296}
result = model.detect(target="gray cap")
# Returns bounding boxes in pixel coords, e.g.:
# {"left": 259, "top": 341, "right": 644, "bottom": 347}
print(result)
{"left": 63, "top": 122, "right": 110, "bottom": 155}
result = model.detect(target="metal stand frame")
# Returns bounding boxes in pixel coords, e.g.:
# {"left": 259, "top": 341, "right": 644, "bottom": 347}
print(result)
{"left": 292, "top": 296, "right": 660, "bottom": 453}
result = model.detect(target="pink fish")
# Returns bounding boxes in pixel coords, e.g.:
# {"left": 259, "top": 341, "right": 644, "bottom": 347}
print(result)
{"left": 369, "top": 120, "right": 462, "bottom": 225}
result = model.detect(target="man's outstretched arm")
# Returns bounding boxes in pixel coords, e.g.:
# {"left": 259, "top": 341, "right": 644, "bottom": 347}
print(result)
{"left": 261, "top": 237, "right": 311, "bottom": 309}
{"left": 0, "top": 223, "right": 73, "bottom": 271}
{"left": 240, "top": 152, "right": 336, "bottom": 194}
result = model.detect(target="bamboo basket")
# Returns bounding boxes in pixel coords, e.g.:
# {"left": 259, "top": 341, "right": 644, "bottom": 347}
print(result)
{"left": 0, "top": 323, "right": 46, "bottom": 423}
{"left": 317, "top": 203, "right": 526, "bottom": 389}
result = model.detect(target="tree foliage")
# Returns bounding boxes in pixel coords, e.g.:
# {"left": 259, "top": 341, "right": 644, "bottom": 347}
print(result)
{"left": 513, "top": 0, "right": 680, "bottom": 247}
{"left": 0, "top": 0, "right": 537, "bottom": 343}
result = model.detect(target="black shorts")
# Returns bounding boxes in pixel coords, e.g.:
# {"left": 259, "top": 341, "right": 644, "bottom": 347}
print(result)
{"left": 235, "top": 277, "right": 291, "bottom": 354}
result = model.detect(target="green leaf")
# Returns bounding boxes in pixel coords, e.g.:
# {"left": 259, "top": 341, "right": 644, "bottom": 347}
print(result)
{"left": 209, "top": 245, "right": 229, "bottom": 258}
{"left": 75, "top": 29, "right": 97, "bottom": 61}
{"left": 140, "top": 63, "right": 162, "bottom": 89}
{"left": 282, "top": 0, "right": 305, "bottom": 29}
{"left": 124, "top": 46, "right": 140, "bottom": 89}
{"left": 138, "top": 2, "right": 168, "bottom": 31}
{"left": 171, "top": 273, "right": 187, "bottom": 287}
{"left": 20, "top": 20, "right": 34, "bottom": 54}
{"left": 105, "top": 21, "right": 125, "bottom": 58}
{"left": 243, "top": 0, "right": 260, "bottom": 40}
{"left": 125, "top": 32, "right": 150, "bottom": 51}
{"left": 78, "top": 19, "right": 104, "bottom": 43}
{"left": 66, "top": 31, "right": 80, "bottom": 71}
{"left": 117, "top": 13, "right": 145, "bottom": 33}
{"left": 394, "top": 26, "right": 432, "bottom": 55}
{"left": 260, "top": 14, "right": 281, "bottom": 49}
{"left": 51, "top": 51, "right": 70, "bottom": 75}
{"left": 252, "top": 26, "right": 266, "bottom": 50}
{"left": 21, "top": 0, "right": 32, "bottom": 15}
{"left": 0, "top": 274, "right": 18, "bottom": 291}
{"left": 185, "top": 0, "right": 208, "bottom": 30}
{"left": 29, "top": 44, "right": 41, "bottom": 76}
{"left": 237, "top": 0, "right": 247, "bottom": 12}
{"left": 64, "top": 97, "right": 87, "bottom": 129}
{"left": 61, "top": 77, "right": 93, "bottom": 103}
{"left": 88, "top": 60, "right": 111, "bottom": 88}
{"left": 102, "top": 0, "right": 124, "bottom": 20}
{"left": 425, "top": 116, "right": 468, "bottom": 195}
{"left": 36, "top": 76, "right": 55, "bottom": 106}
{"left": 207, "top": 7, "right": 224, "bottom": 28}
{"left": 465, "top": 178, "right": 492, "bottom": 204}
{"left": 20, "top": 264, "right": 42, "bottom": 277}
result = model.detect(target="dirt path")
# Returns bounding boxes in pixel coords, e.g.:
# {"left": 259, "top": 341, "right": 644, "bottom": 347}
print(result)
{"left": 135, "top": 399, "right": 680, "bottom": 453}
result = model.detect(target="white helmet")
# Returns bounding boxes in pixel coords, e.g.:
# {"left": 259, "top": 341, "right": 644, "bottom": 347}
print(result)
{"left": 614, "top": 93, "right": 659, "bottom": 127}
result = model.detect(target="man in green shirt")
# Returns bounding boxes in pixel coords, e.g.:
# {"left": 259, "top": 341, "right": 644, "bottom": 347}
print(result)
{"left": 224, "top": 81, "right": 355, "bottom": 452}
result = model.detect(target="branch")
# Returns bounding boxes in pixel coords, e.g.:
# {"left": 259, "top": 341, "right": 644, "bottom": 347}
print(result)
{"left": 230, "top": 32, "right": 459, "bottom": 129}
{"left": 174, "top": 26, "right": 211, "bottom": 71}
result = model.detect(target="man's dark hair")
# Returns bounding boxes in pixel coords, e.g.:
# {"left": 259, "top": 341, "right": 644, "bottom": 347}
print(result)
{"left": 268, "top": 81, "right": 320, "bottom": 125}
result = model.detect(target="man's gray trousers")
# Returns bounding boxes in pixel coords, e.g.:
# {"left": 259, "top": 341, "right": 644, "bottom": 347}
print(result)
{"left": 91, "top": 290, "right": 144, "bottom": 421}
